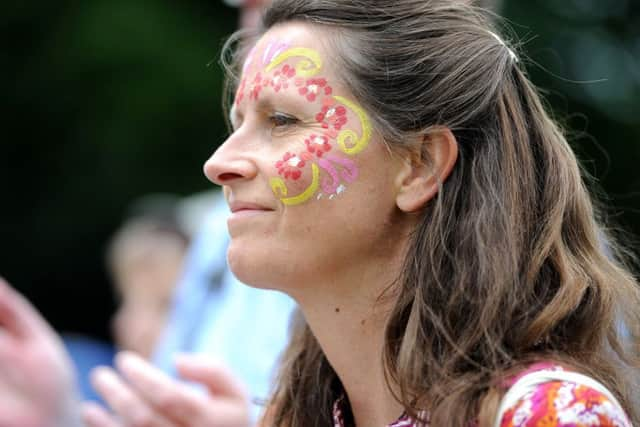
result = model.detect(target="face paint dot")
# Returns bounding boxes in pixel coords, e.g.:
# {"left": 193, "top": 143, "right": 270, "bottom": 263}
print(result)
{"left": 305, "top": 134, "right": 332, "bottom": 158}
{"left": 276, "top": 152, "right": 307, "bottom": 181}
{"left": 317, "top": 102, "right": 348, "bottom": 132}
{"left": 287, "top": 156, "right": 303, "bottom": 167}
{"left": 336, "top": 184, "right": 346, "bottom": 194}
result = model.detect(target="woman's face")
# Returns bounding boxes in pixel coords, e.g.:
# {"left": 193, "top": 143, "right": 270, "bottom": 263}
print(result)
{"left": 204, "top": 23, "right": 410, "bottom": 295}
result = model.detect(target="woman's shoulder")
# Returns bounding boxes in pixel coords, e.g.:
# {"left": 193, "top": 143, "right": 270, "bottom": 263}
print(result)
{"left": 498, "top": 362, "right": 632, "bottom": 427}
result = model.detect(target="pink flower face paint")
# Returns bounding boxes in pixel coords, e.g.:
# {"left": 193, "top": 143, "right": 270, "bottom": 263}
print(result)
{"left": 268, "top": 65, "right": 296, "bottom": 92}
{"left": 233, "top": 39, "right": 373, "bottom": 206}
{"left": 297, "top": 77, "right": 332, "bottom": 102}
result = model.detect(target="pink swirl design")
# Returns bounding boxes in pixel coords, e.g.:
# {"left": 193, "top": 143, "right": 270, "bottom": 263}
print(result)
{"left": 317, "top": 158, "right": 340, "bottom": 194}
{"left": 325, "top": 155, "right": 358, "bottom": 182}
{"left": 262, "top": 40, "right": 291, "bottom": 66}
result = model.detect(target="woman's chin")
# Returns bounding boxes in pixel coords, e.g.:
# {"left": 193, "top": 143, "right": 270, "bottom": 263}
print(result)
{"left": 227, "top": 244, "right": 276, "bottom": 290}
{"left": 227, "top": 241, "right": 310, "bottom": 294}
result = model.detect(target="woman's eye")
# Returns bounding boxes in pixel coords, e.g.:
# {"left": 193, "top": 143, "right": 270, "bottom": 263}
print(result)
{"left": 269, "top": 112, "right": 299, "bottom": 128}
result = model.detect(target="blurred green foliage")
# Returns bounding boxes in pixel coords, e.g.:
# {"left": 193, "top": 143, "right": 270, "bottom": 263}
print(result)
{"left": 0, "top": 0, "right": 638, "bottom": 339}
{"left": 502, "top": 0, "right": 640, "bottom": 184}
{"left": 1, "top": 0, "right": 236, "bottom": 338}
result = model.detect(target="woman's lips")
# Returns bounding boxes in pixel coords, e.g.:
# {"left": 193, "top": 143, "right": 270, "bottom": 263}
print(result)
{"left": 229, "top": 201, "right": 274, "bottom": 214}
{"left": 227, "top": 201, "right": 274, "bottom": 224}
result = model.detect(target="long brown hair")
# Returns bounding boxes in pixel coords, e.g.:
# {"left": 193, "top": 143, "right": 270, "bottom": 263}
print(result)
{"left": 221, "top": 1, "right": 640, "bottom": 425}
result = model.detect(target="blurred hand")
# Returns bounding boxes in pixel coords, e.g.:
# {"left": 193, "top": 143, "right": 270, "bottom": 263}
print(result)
{"left": 82, "top": 351, "right": 252, "bottom": 427}
{"left": 0, "top": 278, "right": 82, "bottom": 427}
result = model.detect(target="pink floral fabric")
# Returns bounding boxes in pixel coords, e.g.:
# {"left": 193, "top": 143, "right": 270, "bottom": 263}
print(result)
{"left": 332, "top": 397, "right": 428, "bottom": 427}
{"left": 331, "top": 364, "right": 632, "bottom": 427}
{"left": 498, "top": 364, "right": 632, "bottom": 427}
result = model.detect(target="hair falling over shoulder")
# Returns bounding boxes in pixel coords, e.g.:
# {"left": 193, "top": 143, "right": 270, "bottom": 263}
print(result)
{"left": 221, "top": 1, "right": 640, "bottom": 425}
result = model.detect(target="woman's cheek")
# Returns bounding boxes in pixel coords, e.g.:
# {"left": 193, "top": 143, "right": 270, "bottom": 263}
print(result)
{"left": 269, "top": 109, "right": 370, "bottom": 207}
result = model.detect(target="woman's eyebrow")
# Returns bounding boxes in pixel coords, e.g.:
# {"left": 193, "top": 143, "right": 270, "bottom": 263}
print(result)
{"left": 255, "top": 97, "right": 276, "bottom": 113}
{"left": 256, "top": 93, "right": 318, "bottom": 116}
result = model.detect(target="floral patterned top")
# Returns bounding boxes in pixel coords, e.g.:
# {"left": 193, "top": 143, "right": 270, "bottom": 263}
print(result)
{"left": 331, "top": 364, "right": 632, "bottom": 427}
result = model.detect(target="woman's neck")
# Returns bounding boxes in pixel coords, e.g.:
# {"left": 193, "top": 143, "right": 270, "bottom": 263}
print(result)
{"left": 293, "top": 249, "right": 407, "bottom": 427}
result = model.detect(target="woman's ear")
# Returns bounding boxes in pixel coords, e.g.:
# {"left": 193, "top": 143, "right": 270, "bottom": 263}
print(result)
{"left": 395, "top": 127, "right": 458, "bottom": 212}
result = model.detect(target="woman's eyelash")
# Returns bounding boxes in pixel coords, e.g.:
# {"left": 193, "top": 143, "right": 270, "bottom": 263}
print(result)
{"left": 269, "top": 112, "right": 299, "bottom": 127}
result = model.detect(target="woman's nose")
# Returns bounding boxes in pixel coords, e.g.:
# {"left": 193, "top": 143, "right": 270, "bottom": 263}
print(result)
{"left": 203, "top": 135, "right": 258, "bottom": 186}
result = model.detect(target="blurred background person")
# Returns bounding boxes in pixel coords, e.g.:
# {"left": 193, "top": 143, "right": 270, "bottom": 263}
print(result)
{"left": 151, "top": 189, "right": 295, "bottom": 419}
{"left": 107, "top": 195, "right": 190, "bottom": 359}
{"left": 64, "top": 194, "right": 190, "bottom": 402}
{"left": 223, "top": 0, "right": 269, "bottom": 29}
{"left": 149, "top": 1, "right": 295, "bottom": 420}
{"left": 53, "top": 0, "right": 296, "bottom": 419}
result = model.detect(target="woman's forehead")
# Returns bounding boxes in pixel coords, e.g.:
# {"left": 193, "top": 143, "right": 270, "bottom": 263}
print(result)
{"left": 257, "top": 22, "right": 320, "bottom": 52}
{"left": 241, "top": 23, "right": 335, "bottom": 79}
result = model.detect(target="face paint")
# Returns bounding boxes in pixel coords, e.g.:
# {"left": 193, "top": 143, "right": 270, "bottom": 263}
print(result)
{"left": 268, "top": 64, "right": 296, "bottom": 92}
{"left": 265, "top": 47, "right": 323, "bottom": 77}
{"left": 304, "top": 134, "right": 332, "bottom": 158}
{"left": 270, "top": 163, "right": 321, "bottom": 206}
{"left": 248, "top": 72, "right": 265, "bottom": 101}
{"left": 234, "top": 40, "right": 373, "bottom": 206}
{"left": 317, "top": 155, "right": 359, "bottom": 195}
{"left": 262, "top": 40, "right": 291, "bottom": 66}
{"left": 242, "top": 45, "right": 258, "bottom": 74}
{"left": 316, "top": 97, "right": 347, "bottom": 138}
{"left": 332, "top": 96, "right": 372, "bottom": 155}
{"left": 235, "top": 44, "right": 259, "bottom": 106}
{"left": 297, "top": 77, "right": 332, "bottom": 102}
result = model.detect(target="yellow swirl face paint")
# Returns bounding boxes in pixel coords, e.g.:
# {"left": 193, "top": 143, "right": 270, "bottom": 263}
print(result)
{"left": 332, "top": 95, "right": 372, "bottom": 156}
{"left": 270, "top": 163, "right": 321, "bottom": 206}
{"left": 265, "top": 47, "right": 323, "bottom": 77}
